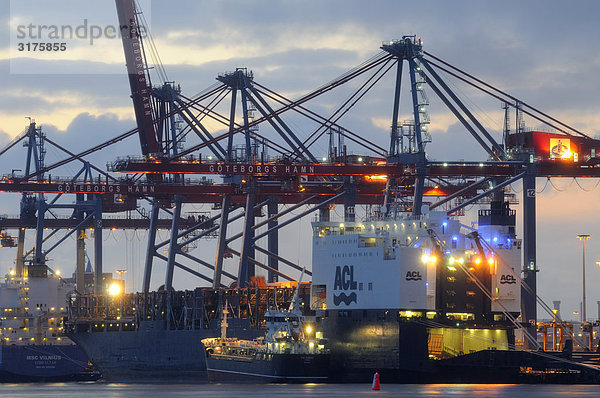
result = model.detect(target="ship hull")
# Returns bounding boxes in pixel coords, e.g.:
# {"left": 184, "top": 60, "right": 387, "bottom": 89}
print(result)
{"left": 206, "top": 353, "right": 329, "bottom": 383}
{"left": 68, "top": 319, "right": 263, "bottom": 383}
{"left": 0, "top": 345, "right": 98, "bottom": 382}
{"left": 321, "top": 309, "right": 437, "bottom": 383}
{"left": 68, "top": 322, "right": 208, "bottom": 383}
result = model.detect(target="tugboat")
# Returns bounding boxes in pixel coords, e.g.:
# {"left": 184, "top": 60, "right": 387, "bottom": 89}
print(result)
{"left": 202, "top": 280, "right": 330, "bottom": 383}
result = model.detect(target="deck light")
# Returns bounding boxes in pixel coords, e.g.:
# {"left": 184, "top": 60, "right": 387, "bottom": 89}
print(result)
{"left": 108, "top": 283, "right": 121, "bottom": 296}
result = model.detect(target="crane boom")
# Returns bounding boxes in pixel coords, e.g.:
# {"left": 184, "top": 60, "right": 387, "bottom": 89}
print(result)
{"left": 115, "top": 0, "right": 159, "bottom": 156}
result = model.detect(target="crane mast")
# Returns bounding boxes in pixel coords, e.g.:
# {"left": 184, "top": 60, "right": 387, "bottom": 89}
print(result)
{"left": 115, "top": 0, "right": 159, "bottom": 156}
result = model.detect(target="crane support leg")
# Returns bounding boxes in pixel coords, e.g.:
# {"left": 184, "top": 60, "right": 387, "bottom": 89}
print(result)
{"left": 164, "top": 196, "right": 182, "bottom": 291}
{"left": 238, "top": 185, "right": 256, "bottom": 287}
{"left": 93, "top": 199, "right": 103, "bottom": 295}
{"left": 521, "top": 161, "right": 538, "bottom": 348}
{"left": 213, "top": 195, "right": 231, "bottom": 289}
{"left": 142, "top": 203, "right": 160, "bottom": 294}
{"left": 76, "top": 228, "right": 85, "bottom": 292}
{"left": 267, "top": 197, "right": 279, "bottom": 283}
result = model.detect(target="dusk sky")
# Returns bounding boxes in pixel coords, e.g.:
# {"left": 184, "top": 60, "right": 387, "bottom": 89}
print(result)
{"left": 1, "top": 0, "right": 600, "bottom": 321}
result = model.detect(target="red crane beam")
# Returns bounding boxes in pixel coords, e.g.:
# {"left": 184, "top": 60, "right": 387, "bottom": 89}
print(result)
{"left": 114, "top": 160, "right": 409, "bottom": 176}
{"left": 112, "top": 159, "right": 600, "bottom": 178}
{"left": 115, "top": 0, "right": 159, "bottom": 155}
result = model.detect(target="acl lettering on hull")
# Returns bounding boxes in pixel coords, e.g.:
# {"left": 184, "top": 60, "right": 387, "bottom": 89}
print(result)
{"left": 332, "top": 265, "right": 358, "bottom": 306}
{"left": 490, "top": 249, "right": 521, "bottom": 313}
{"left": 405, "top": 271, "right": 423, "bottom": 281}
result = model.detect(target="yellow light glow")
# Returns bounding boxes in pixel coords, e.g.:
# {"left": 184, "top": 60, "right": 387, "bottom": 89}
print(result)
{"left": 55, "top": 270, "right": 60, "bottom": 276}
{"left": 305, "top": 325, "right": 312, "bottom": 334}
{"left": 364, "top": 175, "right": 388, "bottom": 182}
{"left": 108, "top": 283, "right": 121, "bottom": 296}
{"left": 474, "top": 257, "right": 482, "bottom": 265}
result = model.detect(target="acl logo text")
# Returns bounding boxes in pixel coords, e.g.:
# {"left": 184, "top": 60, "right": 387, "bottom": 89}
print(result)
{"left": 500, "top": 274, "right": 517, "bottom": 284}
{"left": 333, "top": 265, "right": 357, "bottom": 306}
{"left": 405, "top": 271, "right": 422, "bottom": 281}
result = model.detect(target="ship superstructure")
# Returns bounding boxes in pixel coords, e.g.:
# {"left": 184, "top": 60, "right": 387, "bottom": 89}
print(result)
{"left": 0, "top": 270, "right": 69, "bottom": 345}
{"left": 312, "top": 205, "right": 521, "bottom": 318}
{"left": 0, "top": 269, "right": 95, "bottom": 381}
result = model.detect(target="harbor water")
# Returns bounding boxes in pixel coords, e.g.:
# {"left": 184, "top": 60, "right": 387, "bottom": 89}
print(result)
{"left": 1, "top": 383, "right": 599, "bottom": 398}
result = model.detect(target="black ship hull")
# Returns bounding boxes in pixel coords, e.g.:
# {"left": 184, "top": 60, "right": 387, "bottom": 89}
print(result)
{"left": 321, "top": 309, "right": 436, "bottom": 383}
{"left": 206, "top": 353, "right": 330, "bottom": 383}
{"left": 320, "top": 309, "right": 600, "bottom": 384}
{"left": 68, "top": 321, "right": 208, "bottom": 383}
{"left": 68, "top": 318, "right": 263, "bottom": 383}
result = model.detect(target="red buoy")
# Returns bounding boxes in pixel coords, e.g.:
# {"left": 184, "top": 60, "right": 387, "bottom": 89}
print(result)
{"left": 371, "top": 372, "right": 380, "bottom": 390}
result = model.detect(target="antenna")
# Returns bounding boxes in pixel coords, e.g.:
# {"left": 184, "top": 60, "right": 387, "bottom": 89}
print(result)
{"left": 288, "top": 267, "right": 306, "bottom": 312}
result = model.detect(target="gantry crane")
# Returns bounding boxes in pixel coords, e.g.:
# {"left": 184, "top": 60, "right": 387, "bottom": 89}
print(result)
{"left": 3, "top": 4, "right": 600, "bottom": 349}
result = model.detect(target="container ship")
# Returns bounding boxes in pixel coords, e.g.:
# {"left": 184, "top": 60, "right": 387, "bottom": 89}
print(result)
{"left": 67, "top": 281, "right": 314, "bottom": 382}
{"left": 310, "top": 200, "right": 520, "bottom": 382}
{"left": 0, "top": 267, "right": 98, "bottom": 381}
{"left": 65, "top": 199, "right": 600, "bottom": 383}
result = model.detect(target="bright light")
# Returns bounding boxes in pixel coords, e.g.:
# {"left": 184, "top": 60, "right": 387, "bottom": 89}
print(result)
{"left": 488, "top": 258, "right": 494, "bottom": 265}
{"left": 561, "top": 150, "right": 572, "bottom": 159}
{"left": 55, "top": 270, "right": 61, "bottom": 276}
{"left": 422, "top": 254, "right": 429, "bottom": 263}
{"left": 365, "top": 175, "right": 388, "bottom": 182}
{"left": 108, "top": 283, "right": 121, "bottom": 296}
{"left": 449, "top": 257, "right": 455, "bottom": 265}
{"left": 357, "top": 157, "right": 363, "bottom": 162}
{"left": 9, "top": 269, "right": 15, "bottom": 276}
{"left": 475, "top": 257, "right": 482, "bottom": 265}
{"left": 305, "top": 325, "right": 312, "bottom": 334}
{"left": 322, "top": 157, "right": 327, "bottom": 162}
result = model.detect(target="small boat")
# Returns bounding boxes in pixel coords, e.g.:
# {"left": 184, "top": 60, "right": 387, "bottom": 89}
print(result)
{"left": 202, "top": 284, "right": 330, "bottom": 383}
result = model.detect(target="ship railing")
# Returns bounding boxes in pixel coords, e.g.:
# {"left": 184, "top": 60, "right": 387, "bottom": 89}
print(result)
{"left": 66, "top": 286, "right": 311, "bottom": 332}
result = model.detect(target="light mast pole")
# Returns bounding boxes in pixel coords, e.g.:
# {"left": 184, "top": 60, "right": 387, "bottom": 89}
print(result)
{"left": 577, "top": 234, "right": 590, "bottom": 324}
